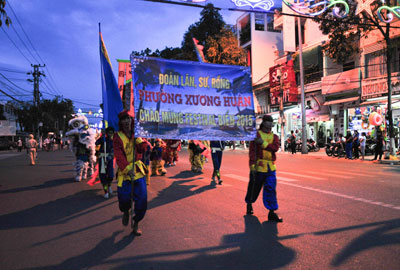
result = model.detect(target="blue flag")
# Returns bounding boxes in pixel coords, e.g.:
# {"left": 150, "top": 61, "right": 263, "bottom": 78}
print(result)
{"left": 99, "top": 25, "right": 123, "bottom": 131}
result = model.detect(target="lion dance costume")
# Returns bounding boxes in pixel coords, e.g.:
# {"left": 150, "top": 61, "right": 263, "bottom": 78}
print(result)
{"left": 66, "top": 115, "right": 97, "bottom": 182}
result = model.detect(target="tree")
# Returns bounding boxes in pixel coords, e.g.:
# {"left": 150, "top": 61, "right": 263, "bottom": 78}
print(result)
{"left": 206, "top": 26, "right": 247, "bottom": 65}
{"left": 11, "top": 98, "right": 74, "bottom": 135}
{"left": 132, "top": 3, "right": 245, "bottom": 66}
{"left": 0, "top": 0, "right": 11, "bottom": 27}
{"left": 181, "top": 3, "right": 227, "bottom": 62}
{"left": 314, "top": 0, "right": 399, "bottom": 155}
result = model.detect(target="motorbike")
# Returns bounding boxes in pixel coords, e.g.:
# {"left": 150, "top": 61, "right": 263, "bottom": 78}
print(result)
{"left": 325, "top": 142, "right": 334, "bottom": 156}
{"left": 332, "top": 141, "right": 346, "bottom": 157}
{"left": 307, "top": 139, "right": 320, "bottom": 152}
{"left": 365, "top": 139, "right": 376, "bottom": 156}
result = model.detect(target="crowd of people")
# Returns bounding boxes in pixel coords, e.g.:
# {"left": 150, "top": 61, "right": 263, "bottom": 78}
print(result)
{"left": 63, "top": 110, "right": 284, "bottom": 235}
{"left": 327, "top": 127, "right": 387, "bottom": 161}
{"left": 20, "top": 111, "right": 285, "bottom": 235}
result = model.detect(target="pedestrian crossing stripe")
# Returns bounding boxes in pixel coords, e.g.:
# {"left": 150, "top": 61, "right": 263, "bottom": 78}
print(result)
{"left": 280, "top": 181, "right": 400, "bottom": 211}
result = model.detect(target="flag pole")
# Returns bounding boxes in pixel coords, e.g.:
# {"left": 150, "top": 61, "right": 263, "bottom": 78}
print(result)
{"left": 99, "top": 22, "right": 107, "bottom": 176}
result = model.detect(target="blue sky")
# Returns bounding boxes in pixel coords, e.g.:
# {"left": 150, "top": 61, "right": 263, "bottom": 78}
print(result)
{"left": 0, "top": 0, "right": 278, "bottom": 110}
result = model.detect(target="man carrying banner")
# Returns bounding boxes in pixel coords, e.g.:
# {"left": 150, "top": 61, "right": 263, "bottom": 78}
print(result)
{"left": 245, "top": 115, "right": 283, "bottom": 222}
{"left": 113, "top": 110, "right": 148, "bottom": 235}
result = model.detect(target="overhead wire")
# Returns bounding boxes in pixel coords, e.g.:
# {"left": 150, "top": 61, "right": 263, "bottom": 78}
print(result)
{"left": 7, "top": 0, "right": 63, "bottom": 96}
{"left": 0, "top": 27, "right": 32, "bottom": 64}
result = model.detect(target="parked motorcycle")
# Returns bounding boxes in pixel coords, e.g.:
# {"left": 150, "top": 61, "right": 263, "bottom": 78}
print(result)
{"left": 307, "top": 139, "right": 320, "bottom": 152}
{"left": 332, "top": 142, "right": 346, "bottom": 157}
{"left": 325, "top": 142, "right": 334, "bottom": 156}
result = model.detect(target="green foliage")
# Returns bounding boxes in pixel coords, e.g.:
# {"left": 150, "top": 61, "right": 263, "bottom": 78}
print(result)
{"left": 11, "top": 98, "right": 74, "bottom": 134}
{"left": 181, "top": 3, "right": 226, "bottom": 62}
{"left": 0, "top": 0, "right": 11, "bottom": 27}
{"left": 206, "top": 27, "right": 246, "bottom": 66}
{"left": 133, "top": 3, "right": 245, "bottom": 66}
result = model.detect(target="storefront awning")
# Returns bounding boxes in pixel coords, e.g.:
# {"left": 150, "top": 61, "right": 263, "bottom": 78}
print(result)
{"left": 307, "top": 114, "right": 330, "bottom": 123}
{"left": 323, "top": 96, "right": 359, "bottom": 106}
{"left": 360, "top": 98, "right": 400, "bottom": 106}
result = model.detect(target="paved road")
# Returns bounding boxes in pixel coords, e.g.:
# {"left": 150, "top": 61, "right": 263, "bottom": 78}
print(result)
{"left": 0, "top": 148, "right": 399, "bottom": 269}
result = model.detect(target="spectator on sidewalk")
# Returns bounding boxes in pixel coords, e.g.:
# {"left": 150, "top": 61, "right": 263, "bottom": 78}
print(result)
{"left": 288, "top": 130, "right": 296, "bottom": 154}
{"left": 372, "top": 130, "right": 384, "bottom": 161}
{"left": 17, "top": 137, "right": 23, "bottom": 152}
{"left": 345, "top": 130, "right": 353, "bottom": 159}
{"left": 359, "top": 132, "right": 366, "bottom": 160}
{"left": 352, "top": 130, "right": 360, "bottom": 159}
{"left": 26, "top": 134, "right": 38, "bottom": 165}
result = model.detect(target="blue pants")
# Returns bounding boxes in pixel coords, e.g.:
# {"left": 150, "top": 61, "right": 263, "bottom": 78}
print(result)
{"left": 245, "top": 170, "right": 278, "bottom": 211}
{"left": 117, "top": 177, "right": 147, "bottom": 222}
{"left": 211, "top": 151, "right": 223, "bottom": 171}
{"left": 345, "top": 142, "right": 352, "bottom": 159}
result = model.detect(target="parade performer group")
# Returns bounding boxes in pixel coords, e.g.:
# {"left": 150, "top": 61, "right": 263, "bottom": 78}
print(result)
{"left": 65, "top": 115, "right": 97, "bottom": 182}
{"left": 245, "top": 114, "right": 283, "bottom": 222}
{"left": 63, "top": 109, "right": 284, "bottom": 236}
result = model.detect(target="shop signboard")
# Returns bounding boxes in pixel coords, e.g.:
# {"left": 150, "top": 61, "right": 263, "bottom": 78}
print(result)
{"left": 269, "top": 60, "right": 298, "bottom": 108}
{"left": 0, "top": 120, "right": 16, "bottom": 136}
{"left": 361, "top": 76, "right": 400, "bottom": 100}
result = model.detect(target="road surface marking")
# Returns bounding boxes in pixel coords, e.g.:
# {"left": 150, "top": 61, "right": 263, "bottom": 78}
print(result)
{"left": 322, "top": 170, "right": 371, "bottom": 177}
{"left": 279, "top": 171, "right": 326, "bottom": 180}
{"left": 280, "top": 181, "right": 400, "bottom": 211}
{"left": 224, "top": 174, "right": 247, "bottom": 182}
{"left": 0, "top": 153, "right": 22, "bottom": 160}
{"left": 225, "top": 174, "right": 297, "bottom": 182}
{"left": 277, "top": 176, "right": 298, "bottom": 182}
{"left": 305, "top": 171, "right": 353, "bottom": 179}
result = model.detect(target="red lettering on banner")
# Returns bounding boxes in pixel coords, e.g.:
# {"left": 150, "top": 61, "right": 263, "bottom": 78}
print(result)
{"left": 138, "top": 89, "right": 249, "bottom": 107}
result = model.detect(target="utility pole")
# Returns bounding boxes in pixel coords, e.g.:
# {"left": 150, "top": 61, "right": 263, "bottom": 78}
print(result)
{"left": 28, "top": 64, "right": 45, "bottom": 141}
{"left": 297, "top": 17, "right": 308, "bottom": 154}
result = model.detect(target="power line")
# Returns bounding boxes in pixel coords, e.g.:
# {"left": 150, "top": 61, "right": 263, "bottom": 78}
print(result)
{"left": 7, "top": 0, "right": 44, "bottom": 64}
{"left": 0, "top": 67, "right": 28, "bottom": 74}
{"left": 140, "top": 0, "right": 400, "bottom": 29}
{"left": 0, "top": 73, "right": 32, "bottom": 93}
{"left": 7, "top": 1, "right": 63, "bottom": 96}
{"left": 10, "top": 23, "right": 41, "bottom": 64}
{"left": 0, "top": 88, "right": 23, "bottom": 103}
{"left": 0, "top": 27, "right": 32, "bottom": 64}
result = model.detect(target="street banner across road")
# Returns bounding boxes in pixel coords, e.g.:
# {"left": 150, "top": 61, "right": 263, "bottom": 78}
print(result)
{"left": 130, "top": 56, "right": 256, "bottom": 141}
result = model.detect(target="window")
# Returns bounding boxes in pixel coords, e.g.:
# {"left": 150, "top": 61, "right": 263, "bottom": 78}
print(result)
{"left": 343, "top": 61, "right": 355, "bottom": 72}
{"left": 365, "top": 49, "right": 400, "bottom": 78}
{"left": 365, "top": 50, "right": 386, "bottom": 78}
{"left": 255, "top": 14, "right": 265, "bottom": 31}
{"left": 239, "top": 15, "right": 251, "bottom": 45}
{"left": 267, "top": 13, "right": 280, "bottom": 33}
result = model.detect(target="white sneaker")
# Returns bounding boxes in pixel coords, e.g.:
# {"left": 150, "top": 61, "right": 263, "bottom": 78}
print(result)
{"left": 104, "top": 193, "right": 109, "bottom": 199}
{"left": 108, "top": 186, "right": 113, "bottom": 194}
{"left": 75, "top": 177, "right": 81, "bottom": 182}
